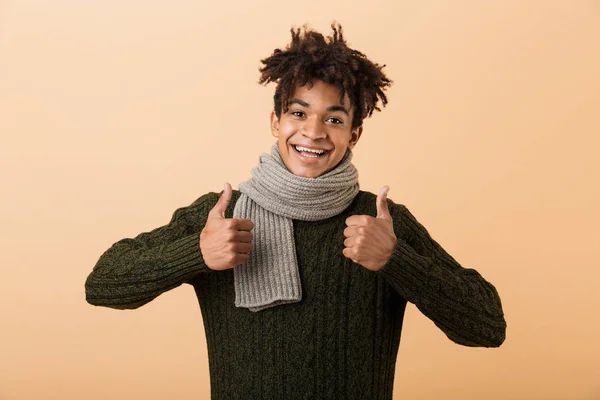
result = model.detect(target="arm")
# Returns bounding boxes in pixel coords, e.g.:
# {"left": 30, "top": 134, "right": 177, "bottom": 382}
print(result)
{"left": 377, "top": 202, "right": 507, "bottom": 347}
{"left": 85, "top": 192, "right": 219, "bottom": 310}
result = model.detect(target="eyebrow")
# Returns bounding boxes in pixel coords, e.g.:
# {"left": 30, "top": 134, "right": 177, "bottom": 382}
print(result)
{"left": 288, "top": 98, "right": 349, "bottom": 116}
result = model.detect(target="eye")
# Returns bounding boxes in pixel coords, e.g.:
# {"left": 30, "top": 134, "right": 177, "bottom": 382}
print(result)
{"left": 328, "top": 117, "right": 343, "bottom": 124}
{"left": 291, "top": 111, "right": 305, "bottom": 117}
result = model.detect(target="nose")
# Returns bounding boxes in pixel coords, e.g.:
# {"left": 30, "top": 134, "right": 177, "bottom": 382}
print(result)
{"left": 301, "top": 117, "right": 327, "bottom": 140}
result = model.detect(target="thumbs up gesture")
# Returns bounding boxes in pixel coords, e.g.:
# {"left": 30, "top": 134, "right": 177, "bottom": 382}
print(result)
{"left": 342, "top": 186, "right": 398, "bottom": 271}
{"left": 200, "top": 182, "right": 254, "bottom": 271}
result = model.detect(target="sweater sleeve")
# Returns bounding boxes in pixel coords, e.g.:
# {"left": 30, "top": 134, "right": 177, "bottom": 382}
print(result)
{"left": 377, "top": 202, "right": 507, "bottom": 347}
{"left": 85, "top": 192, "right": 219, "bottom": 310}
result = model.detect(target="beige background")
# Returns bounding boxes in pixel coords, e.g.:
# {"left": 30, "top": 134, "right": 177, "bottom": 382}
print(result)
{"left": 1, "top": 1, "right": 599, "bottom": 399}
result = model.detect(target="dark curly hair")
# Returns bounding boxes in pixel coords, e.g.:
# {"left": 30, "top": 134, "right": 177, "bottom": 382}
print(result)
{"left": 258, "top": 22, "right": 393, "bottom": 130}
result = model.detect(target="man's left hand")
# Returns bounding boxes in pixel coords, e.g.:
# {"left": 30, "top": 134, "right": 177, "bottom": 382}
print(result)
{"left": 343, "top": 186, "right": 398, "bottom": 272}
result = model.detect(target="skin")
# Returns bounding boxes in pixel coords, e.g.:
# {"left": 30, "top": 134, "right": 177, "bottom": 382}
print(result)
{"left": 199, "top": 182, "right": 254, "bottom": 271}
{"left": 201, "top": 80, "right": 397, "bottom": 272}
{"left": 270, "top": 79, "right": 363, "bottom": 179}
{"left": 343, "top": 185, "right": 397, "bottom": 271}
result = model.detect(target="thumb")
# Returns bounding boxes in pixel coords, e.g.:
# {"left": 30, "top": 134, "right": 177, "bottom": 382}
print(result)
{"left": 376, "top": 186, "right": 392, "bottom": 221}
{"left": 210, "top": 182, "right": 232, "bottom": 219}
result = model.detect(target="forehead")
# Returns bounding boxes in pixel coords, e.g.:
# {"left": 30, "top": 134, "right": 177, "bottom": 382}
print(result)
{"left": 288, "top": 80, "right": 352, "bottom": 108}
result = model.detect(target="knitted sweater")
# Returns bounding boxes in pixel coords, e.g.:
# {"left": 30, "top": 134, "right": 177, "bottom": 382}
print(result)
{"left": 85, "top": 189, "right": 506, "bottom": 400}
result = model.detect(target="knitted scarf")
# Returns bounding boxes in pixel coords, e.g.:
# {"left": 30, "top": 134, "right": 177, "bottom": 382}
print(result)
{"left": 233, "top": 141, "right": 360, "bottom": 311}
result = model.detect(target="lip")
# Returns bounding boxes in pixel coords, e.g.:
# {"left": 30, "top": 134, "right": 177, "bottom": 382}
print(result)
{"left": 290, "top": 144, "right": 330, "bottom": 163}
{"left": 292, "top": 144, "right": 332, "bottom": 152}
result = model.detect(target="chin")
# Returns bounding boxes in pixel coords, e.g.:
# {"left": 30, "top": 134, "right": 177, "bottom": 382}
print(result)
{"left": 294, "top": 171, "right": 319, "bottom": 178}
{"left": 298, "top": 167, "right": 329, "bottom": 178}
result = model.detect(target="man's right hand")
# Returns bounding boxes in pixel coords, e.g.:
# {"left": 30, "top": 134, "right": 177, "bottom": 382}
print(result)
{"left": 200, "top": 182, "right": 254, "bottom": 271}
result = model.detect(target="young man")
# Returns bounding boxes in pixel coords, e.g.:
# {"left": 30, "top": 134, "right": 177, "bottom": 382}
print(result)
{"left": 85, "top": 23, "right": 506, "bottom": 399}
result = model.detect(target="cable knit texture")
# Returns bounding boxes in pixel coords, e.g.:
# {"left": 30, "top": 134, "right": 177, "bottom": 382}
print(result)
{"left": 85, "top": 189, "right": 507, "bottom": 399}
{"left": 234, "top": 141, "right": 359, "bottom": 311}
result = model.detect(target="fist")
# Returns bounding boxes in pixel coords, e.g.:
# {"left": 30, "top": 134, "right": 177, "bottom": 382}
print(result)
{"left": 200, "top": 182, "right": 254, "bottom": 271}
{"left": 342, "top": 186, "right": 397, "bottom": 271}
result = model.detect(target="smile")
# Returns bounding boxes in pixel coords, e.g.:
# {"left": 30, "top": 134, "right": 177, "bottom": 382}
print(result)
{"left": 292, "top": 145, "right": 331, "bottom": 158}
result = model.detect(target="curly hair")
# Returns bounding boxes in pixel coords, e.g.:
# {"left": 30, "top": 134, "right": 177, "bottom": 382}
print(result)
{"left": 258, "top": 22, "right": 393, "bottom": 130}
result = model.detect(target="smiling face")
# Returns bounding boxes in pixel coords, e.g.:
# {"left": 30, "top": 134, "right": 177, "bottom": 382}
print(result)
{"left": 270, "top": 80, "right": 363, "bottom": 178}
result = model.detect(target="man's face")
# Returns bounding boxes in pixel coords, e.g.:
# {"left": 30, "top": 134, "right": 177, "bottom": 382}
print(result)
{"left": 270, "top": 80, "right": 363, "bottom": 178}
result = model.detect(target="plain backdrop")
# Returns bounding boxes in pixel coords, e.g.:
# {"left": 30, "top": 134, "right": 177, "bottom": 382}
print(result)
{"left": 1, "top": 1, "right": 599, "bottom": 399}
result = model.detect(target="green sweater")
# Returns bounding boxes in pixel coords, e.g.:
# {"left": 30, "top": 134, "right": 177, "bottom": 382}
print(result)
{"left": 85, "top": 189, "right": 506, "bottom": 399}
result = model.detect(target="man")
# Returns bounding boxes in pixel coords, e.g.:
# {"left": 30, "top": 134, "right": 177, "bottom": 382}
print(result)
{"left": 85, "top": 23, "right": 506, "bottom": 399}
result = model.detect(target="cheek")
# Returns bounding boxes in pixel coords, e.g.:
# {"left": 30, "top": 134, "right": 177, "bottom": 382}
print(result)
{"left": 277, "top": 137, "right": 293, "bottom": 159}
{"left": 329, "top": 143, "right": 350, "bottom": 162}
{"left": 278, "top": 123, "right": 297, "bottom": 139}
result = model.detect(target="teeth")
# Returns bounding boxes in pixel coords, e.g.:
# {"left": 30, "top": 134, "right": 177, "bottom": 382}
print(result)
{"left": 295, "top": 145, "right": 326, "bottom": 154}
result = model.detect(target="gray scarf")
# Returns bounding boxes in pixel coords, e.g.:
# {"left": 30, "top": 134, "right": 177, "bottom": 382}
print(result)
{"left": 233, "top": 141, "right": 359, "bottom": 311}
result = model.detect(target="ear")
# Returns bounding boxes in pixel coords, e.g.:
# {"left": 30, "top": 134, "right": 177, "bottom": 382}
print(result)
{"left": 348, "top": 126, "right": 363, "bottom": 149}
{"left": 270, "top": 110, "right": 280, "bottom": 138}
